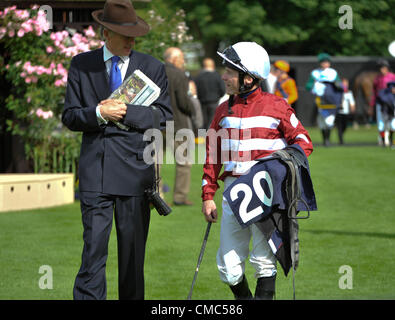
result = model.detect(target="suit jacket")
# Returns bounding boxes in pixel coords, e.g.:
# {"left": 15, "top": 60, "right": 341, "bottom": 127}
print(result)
{"left": 164, "top": 62, "right": 194, "bottom": 133}
{"left": 194, "top": 70, "right": 225, "bottom": 104}
{"left": 62, "top": 47, "right": 172, "bottom": 196}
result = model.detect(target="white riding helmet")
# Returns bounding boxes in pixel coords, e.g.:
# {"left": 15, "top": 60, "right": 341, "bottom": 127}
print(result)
{"left": 217, "top": 41, "right": 270, "bottom": 80}
{"left": 388, "top": 40, "right": 395, "bottom": 58}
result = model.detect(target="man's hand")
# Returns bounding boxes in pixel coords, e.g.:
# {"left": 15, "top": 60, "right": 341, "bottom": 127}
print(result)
{"left": 99, "top": 99, "right": 127, "bottom": 122}
{"left": 202, "top": 200, "right": 217, "bottom": 223}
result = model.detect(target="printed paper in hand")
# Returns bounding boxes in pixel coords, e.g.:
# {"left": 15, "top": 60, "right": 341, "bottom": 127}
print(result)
{"left": 108, "top": 69, "right": 161, "bottom": 130}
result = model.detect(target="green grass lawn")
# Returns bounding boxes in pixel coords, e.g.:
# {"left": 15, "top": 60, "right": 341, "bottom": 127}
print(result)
{"left": 1, "top": 125, "right": 395, "bottom": 300}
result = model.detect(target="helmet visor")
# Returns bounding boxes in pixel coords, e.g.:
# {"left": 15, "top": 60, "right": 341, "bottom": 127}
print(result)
{"left": 223, "top": 46, "right": 241, "bottom": 64}
{"left": 218, "top": 46, "right": 252, "bottom": 77}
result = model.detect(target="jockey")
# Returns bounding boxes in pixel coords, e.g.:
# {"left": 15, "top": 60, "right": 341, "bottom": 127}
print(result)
{"left": 201, "top": 41, "right": 313, "bottom": 300}
{"left": 273, "top": 60, "right": 298, "bottom": 107}
{"left": 376, "top": 81, "right": 395, "bottom": 147}
{"left": 370, "top": 59, "right": 395, "bottom": 146}
{"left": 305, "top": 53, "right": 342, "bottom": 146}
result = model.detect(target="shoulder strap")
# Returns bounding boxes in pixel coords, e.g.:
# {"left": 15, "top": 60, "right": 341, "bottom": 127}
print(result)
{"left": 271, "top": 148, "right": 311, "bottom": 300}
{"left": 151, "top": 106, "right": 161, "bottom": 192}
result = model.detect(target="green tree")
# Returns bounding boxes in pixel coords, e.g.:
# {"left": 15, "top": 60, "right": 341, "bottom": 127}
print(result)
{"left": 134, "top": 1, "right": 193, "bottom": 61}
{"left": 167, "top": 0, "right": 395, "bottom": 58}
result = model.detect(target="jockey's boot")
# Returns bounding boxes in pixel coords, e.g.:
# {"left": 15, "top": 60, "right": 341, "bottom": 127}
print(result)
{"left": 229, "top": 275, "right": 253, "bottom": 300}
{"left": 384, "top": 130, "right": 390, "bottom": 147}
{"left": 254, "top": 275, "right": 276, "bottom": 300}
{"left": 322, "top": 129, "right": 331, "bottom": 146}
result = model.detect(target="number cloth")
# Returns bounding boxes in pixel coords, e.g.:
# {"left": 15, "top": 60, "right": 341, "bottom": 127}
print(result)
{"left": 222, "top": 146, "right": 316, "bottom": 229}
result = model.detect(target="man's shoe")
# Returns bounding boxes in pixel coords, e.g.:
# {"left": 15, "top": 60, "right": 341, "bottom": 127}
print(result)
{"left": 173, "top": 199, "right": 194, "bottom": 206}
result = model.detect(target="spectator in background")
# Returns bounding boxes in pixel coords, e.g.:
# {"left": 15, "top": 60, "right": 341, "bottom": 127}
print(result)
{"left": 305, "top": 53, "right": 342, "bottom": 146}
{"left": 336, "top": 78, "right": 356, "bottom": 145}
{"left": 369, "top": 59, "right": 395, "bottom": 146}
{"left": 273, "top": 60, "right": 298, "bottom": 108}
{"left": 194, "top": 58, "right": 225, "bottom": 129}
{"left": 376, "top": 81, "right": 395, "bottom": 147}
{"left": 164, "top": 47, "right": 195, "bottom": 206}
{"left": 261, "top": 64, "right": 278, "bottom": 93}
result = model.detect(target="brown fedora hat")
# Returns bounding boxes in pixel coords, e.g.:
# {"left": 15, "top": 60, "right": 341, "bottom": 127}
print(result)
{"left": 92, "top": 0, "right": 150, "bottom": 37}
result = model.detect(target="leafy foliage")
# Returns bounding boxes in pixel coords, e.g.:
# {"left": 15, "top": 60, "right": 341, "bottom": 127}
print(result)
{"left": 135, "top": 3, "right": 193, "bottom": 61}
{"left": 166, "top": 0, "right": 395, "bottom": 57}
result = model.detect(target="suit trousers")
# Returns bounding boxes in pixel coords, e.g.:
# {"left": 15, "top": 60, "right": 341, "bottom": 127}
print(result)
{"left": 173, "top": 137, "right": 192, "bottom": 203}
{"left": 73, "top": 191, "right": 150, "bottom": 300}
{"left": 203, "top": 101, "right": 219, "bottom": 129}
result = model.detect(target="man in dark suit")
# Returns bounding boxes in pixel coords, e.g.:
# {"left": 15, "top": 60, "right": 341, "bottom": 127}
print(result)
{"left": 163, "top": 47, "right": 195, "bottom": 206}
{"left": 62, "top": 0, "right": 172, "bottom": 300}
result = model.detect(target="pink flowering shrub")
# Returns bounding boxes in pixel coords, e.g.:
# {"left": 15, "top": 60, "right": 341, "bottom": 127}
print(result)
{"left": 0, "top": 4, "right": 192, "bottom": 174}
{"left": 0, "top": 5, "right": 102, "bottom": 173}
